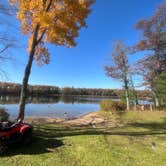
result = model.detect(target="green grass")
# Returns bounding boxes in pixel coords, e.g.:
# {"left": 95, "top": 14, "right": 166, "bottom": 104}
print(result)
{"left": 0, "top": 111, "right": 166, "bottom": 166}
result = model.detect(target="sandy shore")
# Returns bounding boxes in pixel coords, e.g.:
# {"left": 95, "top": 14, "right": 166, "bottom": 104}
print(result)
{"left": 24, "top": 112, "right": 106, "bottom": 126}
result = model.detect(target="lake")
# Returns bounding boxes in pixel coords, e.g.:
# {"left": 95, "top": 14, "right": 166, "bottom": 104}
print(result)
{"left": 0, "top": 95, "right": 153, "bottom": 120}
{"left": 0, "top": 95, "right": 111, "bottom": 120}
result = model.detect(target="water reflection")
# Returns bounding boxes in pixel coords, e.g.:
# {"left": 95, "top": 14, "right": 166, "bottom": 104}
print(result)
{"left": 0, "top": 95, "right": 107, "bottom": 119}
{"left": 0, "top": 95, "right": 152, "bottom": 119}
{"left": 0, "top": 95, "right": 109, "bottom": 105}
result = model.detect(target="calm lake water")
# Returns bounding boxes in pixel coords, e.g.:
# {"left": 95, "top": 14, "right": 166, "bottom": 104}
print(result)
{"left": 0, "top": 95, "right": 111, "bottom": 119}
{"left": 0, "top": 95, "right": 152, "bottom": 120}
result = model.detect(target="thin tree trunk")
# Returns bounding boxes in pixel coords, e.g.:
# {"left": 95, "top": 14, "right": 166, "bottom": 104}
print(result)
{"left": 125, "top": 89, "right": 130, "bottom": 110}
{"left": 124, "top": 78, "right": 130, "bottom": 111}
{"left": 130, "top": 75, "right": 139, "bottom": 106}
{"left": 152, "top": 89, "right": 160, "bottom": 109}
{"left": 17, "top": 25, "right": 39, "bottom": 121}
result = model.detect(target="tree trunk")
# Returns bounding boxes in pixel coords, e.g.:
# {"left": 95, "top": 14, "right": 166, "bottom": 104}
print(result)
{"left": 130, "top": 75, "right": 139, "bottom": 106}
{"left": 124, "top": 78, "right": 130, "bottom": 111}
{"left": 154, "top": 95, "right": 159, "bottom": 108}
{"left": 152, "top": 89, "right": 160, "bottom": 109}
{"left": 17, "top": 25, "right": 39, "bottom": 121}
{"left": 125, "top": 89, "right": 130, "bottom": 110}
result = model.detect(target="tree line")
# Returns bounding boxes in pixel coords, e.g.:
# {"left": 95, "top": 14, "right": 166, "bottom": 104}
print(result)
{"left": 0, "top": 82, "right": 149, "bottom": 99}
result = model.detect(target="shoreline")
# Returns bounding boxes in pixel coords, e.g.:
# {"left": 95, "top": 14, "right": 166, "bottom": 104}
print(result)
{"left": 24, "top": 110, "right": 166, "bottom": 126}
{"left": 24, "top": 111, "right": 105, "bottom": 126}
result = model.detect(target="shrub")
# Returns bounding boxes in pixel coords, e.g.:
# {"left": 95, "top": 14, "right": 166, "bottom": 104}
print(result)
{"left": 0, "top": 107, "right": 9, "bottom": 121}
{"left": 100, "top": 100, "right": 110, "bottom": 111}
{"left": 100, "top": 100, "right": 126, "bottom": 112}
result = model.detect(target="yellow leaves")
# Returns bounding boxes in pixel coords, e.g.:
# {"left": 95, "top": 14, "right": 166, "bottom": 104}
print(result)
{"left": 27, "top": 34, "right": 33, "bottom": 53}
{"left": 39, "top": 12, "right": 53, "bottom": 29}
{"left": 9, "top": 0, "right": 95, "bottom": 65}
{"left": 28, "top": 35, "right": 50, "bottom": 66}
{"left": 35, "top": 41, "right": 50, "bottom": 66}
{"left": 79, "top": 0, "right": 85, "bottom": 4}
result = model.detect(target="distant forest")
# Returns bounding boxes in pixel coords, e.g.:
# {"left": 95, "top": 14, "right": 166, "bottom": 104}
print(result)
{"left": 0, "top": 82, "right": 149, "bottom": 99}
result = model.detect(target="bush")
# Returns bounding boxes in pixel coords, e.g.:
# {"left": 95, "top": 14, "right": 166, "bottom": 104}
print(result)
{"left": 100, "top": 100, "right": 126, "bottom": 112}
{"left": 100, "top": 100, "right": 111, "bottom": 111}
{"left": 0, "top": 107, "right": 9, "bottom": 122}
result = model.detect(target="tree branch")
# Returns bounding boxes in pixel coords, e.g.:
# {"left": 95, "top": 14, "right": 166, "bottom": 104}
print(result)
{"left": 46, "top": 0, "right": 53, "bottom": 12}
{"left": 0, "top": 44, "right": 11, "bottom": 54}
{"left": 36, "top": 0, "right": 58, "bottom": 45}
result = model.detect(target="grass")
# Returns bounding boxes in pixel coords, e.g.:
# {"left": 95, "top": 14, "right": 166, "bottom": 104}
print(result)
{"left": 0, "top": 111, "right": 166, "bottom": 166}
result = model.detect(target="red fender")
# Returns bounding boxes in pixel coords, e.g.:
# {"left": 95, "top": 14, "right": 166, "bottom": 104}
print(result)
{"left": 20, "top": 124, "right": 32, "bottom": 134}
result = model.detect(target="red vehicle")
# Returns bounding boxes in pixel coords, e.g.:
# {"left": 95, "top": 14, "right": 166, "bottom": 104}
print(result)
{"left": 0, "top": 120, "right": 33, "bottom": 154}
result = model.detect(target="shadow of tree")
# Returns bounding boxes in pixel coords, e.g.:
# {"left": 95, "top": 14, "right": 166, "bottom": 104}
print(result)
{"left": 127, "top": 121, "right": 166, "bottom": 131}
{"left": 0, "top": 135, "right": 64, "bottom": 157}
{"left": 35, "top": 121, "right": 166, "bottom": 139}
{"left": 1, "top": 117, "right": 166, "bottom": 156}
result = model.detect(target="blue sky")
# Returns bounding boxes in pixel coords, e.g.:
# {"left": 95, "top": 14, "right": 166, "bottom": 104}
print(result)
{"left": 0, "top": 0, "right": 163, "bottom": 89}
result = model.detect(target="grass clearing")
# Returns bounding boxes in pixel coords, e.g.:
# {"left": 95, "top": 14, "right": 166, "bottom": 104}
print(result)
{"left": 0, "top": 111, "right": 166, "bottom": 166}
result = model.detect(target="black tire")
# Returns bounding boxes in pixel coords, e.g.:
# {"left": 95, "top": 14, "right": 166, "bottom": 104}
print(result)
{"left": 22, "top": 129, "right": 32, "bottom": 145}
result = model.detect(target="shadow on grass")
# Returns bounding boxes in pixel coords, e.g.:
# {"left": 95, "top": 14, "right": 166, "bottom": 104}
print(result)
{"left": 0, "top": 135, "right": 64, "bottom": 157}
{"left": 127, "top": 121, "right": 166, "bottom": 131}
{"left": 35, "top": 119, "right": 166, "bottom": 138}
{"left": 1, "top": 118, "right": 166, "bottom": 156}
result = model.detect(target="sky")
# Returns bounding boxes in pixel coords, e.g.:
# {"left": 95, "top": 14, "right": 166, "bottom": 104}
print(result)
{"left": 0, "top": 0, "right": 164, "bottom": 89}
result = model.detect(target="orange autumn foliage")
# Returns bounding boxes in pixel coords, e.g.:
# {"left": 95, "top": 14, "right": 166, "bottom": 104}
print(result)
{"left": 9, "top": 0, "right": 94, "bottom": 65}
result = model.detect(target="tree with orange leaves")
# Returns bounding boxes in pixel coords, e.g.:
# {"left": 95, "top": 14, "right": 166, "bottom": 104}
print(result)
{"left": 9, "top": 0, "right": 95, "bottom": 121}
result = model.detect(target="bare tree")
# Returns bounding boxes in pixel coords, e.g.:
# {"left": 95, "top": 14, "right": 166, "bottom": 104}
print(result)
{"left": 0, "top": 1, "right": 15, "bottom": 79}
{"left": 104, "top": 40, "right": 131, "bottom": 110}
